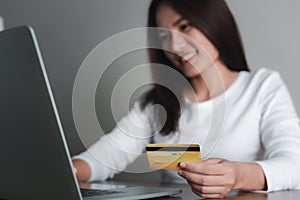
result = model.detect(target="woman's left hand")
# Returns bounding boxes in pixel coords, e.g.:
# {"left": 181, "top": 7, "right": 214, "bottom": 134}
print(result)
{"left": 178, "top": 158, "right": 242, "bottom": 199}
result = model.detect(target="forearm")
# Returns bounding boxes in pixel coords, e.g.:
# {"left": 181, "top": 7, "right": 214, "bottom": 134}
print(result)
{"left": 235, "top": 162, "right": 267, "bottom": 191}
{"left": 72, "top": 159, "right": 91, "bottom": 182}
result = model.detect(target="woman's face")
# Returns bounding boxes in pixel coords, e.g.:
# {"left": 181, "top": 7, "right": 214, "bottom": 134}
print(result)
{"left": 156, "top": 3, "right": 220, "bottom": 78}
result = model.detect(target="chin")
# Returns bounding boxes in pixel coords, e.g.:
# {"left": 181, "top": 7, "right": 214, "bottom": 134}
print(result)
{"left": 182, "top": 68, "right": 203, "bottom": 79}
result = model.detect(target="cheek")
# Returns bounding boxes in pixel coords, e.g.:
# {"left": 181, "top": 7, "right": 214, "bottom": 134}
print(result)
{"left": 196, "top": 40, "right": 219, "bottom": 60}
{"left": 163, "top": 51, "right": 176, "bottom": 63}
{"left": 198, "top": 47, "right": 218, "bottom": 63}
{"left": 202, "top": 42, "right": 219, "bottom": 60}
{"left": 189, "top": 30, "right": 219, "bottom": 60}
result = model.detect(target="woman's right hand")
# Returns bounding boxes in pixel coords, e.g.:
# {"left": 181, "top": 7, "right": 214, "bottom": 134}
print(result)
{"left": 72, "top": 159, "right": 91, "bottom": 182}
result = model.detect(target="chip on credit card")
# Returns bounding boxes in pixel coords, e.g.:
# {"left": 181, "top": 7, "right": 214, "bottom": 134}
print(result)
{"left": 145, "top": 144, "right": 202, "bottom": 170}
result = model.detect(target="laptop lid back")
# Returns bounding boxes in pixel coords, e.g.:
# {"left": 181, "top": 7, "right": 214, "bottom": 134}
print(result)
{"left": 0, "top": 26, "right": 82, "bottom": 200}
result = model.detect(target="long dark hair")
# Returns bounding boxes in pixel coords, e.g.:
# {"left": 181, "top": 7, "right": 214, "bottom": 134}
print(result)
{"left": 141, "top": 0, "right": 249, "bottom": 135}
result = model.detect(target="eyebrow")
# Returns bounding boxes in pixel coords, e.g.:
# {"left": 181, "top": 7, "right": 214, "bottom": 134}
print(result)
{"left": 157, "top": 17, "right": 186, "bottom": 34}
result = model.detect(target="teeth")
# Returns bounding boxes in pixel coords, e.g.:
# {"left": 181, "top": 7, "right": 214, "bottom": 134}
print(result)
{"left": 182, "top": 50, "right": 197, "bottom": 61}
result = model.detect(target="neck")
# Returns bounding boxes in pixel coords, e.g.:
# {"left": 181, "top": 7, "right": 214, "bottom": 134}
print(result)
{"left": 185, "top": 60, "right": 238, "bottom": 102}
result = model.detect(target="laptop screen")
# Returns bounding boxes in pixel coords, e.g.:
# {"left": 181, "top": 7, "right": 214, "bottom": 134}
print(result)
{"left": 0, "top": 26, "right": 81, "bottom": 199}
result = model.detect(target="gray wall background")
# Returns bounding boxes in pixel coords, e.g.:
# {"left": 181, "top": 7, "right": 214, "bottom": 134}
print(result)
{"left": 1, "top": 0, "right": 299, "bottom": 180}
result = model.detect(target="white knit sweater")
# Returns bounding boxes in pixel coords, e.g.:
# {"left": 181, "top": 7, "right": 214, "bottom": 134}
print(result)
{"left": 73, "top": 68, "right": 300, "bottom": 192}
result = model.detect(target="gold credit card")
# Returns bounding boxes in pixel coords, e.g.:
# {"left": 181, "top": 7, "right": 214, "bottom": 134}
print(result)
{"left": 145, "top": 144, "right": 202, "bottom": 170}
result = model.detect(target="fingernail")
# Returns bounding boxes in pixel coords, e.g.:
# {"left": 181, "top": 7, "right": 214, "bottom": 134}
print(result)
{"left": 178, "top": 170, "right": 183, "bottom": 175}
{"left": 180, "top": 162, "right": 186, "bottom": 168}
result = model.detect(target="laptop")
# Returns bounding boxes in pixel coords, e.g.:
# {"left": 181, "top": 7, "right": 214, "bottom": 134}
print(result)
{"left": 0, "top": 26, "right": 181, "bottom": 200}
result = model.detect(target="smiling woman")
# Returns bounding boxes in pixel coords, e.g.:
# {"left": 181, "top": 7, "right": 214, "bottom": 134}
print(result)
{"left": 72, "top": 0, "right": 300, "bottom": 199}
{"left": 145, "top": 0, "right": 249, "bottom": 135}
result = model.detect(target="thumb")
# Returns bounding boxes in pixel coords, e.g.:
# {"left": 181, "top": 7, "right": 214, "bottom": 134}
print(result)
{"left": 203, "top": 158, "right": 224, "bottom": 164}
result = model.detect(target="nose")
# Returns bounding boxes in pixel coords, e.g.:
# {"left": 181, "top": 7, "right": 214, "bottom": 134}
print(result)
{"left": 170, "top": 31, "right": 186, "bottom": 53}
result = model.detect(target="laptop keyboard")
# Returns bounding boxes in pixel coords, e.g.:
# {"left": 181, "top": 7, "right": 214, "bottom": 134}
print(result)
{"left": 80, "top": 188, "right": 125, "bottom": 197}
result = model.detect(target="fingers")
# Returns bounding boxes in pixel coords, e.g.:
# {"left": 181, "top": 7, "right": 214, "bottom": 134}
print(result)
{"left": 178, "top": 159, "right": 234, "bottom": 199}
{"left": 188, "top": 180, "right": 230, "bottom": 199}
{"left": 203, "top": 158, "right": 224, "bottom": 164}
{"left": 178, "top": 170, "right": 224, "bottom": 186}
{"left": 179, "top": 162, "right": 224, "bottom": 175}
{"left": 192, "top": 188, "right": 225, "bottom": 199}
{"left": 189, "top": 182, "right": 229, "bottom": 195}
{"left": 189, "top": 183, "right": 230, "bottom": 195}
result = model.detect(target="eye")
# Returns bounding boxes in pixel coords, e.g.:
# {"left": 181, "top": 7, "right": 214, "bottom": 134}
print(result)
{"left": 179, "top": 23, "right": 191, "bottom": 32}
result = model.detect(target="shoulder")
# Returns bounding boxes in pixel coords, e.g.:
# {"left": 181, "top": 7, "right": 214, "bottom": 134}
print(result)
{"left": 243, "top": 68, "right": 294, "bottom": 114}
{"left": 233, "top": 68, "right": 288, "bottom": 107}
{"left": 249, "top": 68, "right": 282, "bottom": 83}
{"left": 245, "top": 68, "right": 286, "bottom": 94}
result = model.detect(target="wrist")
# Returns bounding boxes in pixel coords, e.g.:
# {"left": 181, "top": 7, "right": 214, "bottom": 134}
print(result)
{"left": 233, "top": 162, "right": 245, "bottom": 190}
{"left": 233, "top": 162, "right": 267, "bottom": 191}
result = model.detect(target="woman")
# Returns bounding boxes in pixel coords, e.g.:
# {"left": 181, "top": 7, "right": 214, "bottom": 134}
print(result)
{"left": 73, "top": 0, "right": 300, "bottom": 198}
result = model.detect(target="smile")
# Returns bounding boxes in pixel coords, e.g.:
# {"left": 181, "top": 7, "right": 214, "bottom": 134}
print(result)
{"left": 181, "top": 49, "right": 198, "bottom": 62}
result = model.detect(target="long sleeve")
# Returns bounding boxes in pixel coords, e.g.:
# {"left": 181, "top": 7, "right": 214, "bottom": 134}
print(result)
{"left": 73, "top": 102, "right": 153, "bottom": 181}
{"left": 255, "top": 72, "right": 300, "bottom": 191}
